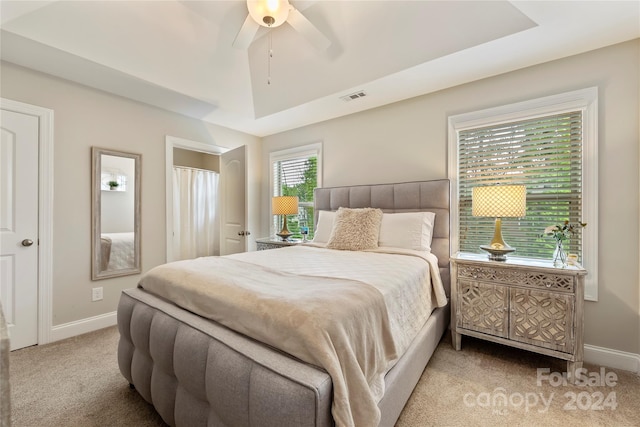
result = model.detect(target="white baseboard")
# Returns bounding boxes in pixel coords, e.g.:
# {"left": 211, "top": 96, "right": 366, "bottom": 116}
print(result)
{"left": 49, "top": 311, "right": 117, "bottom": 343}
{"left": 584, "top": 344, "right": 640, "bottom": 374}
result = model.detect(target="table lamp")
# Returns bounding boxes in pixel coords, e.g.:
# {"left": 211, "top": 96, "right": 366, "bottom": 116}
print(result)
{"left": 472, "top": 185, "right": 526, "bottom": 261}
{"left": 272, "top": 196, "right": 299, "bottom": 241}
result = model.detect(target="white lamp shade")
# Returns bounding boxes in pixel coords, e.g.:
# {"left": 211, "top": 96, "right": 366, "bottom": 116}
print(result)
{"left": 472, "top": 185, "right": 526, "bottom": 218}
{"left": 247, "top": 0, "right": 290, "bottom": 27}
{"left": 272, "top": 196, "right": 298, "bottom": 215}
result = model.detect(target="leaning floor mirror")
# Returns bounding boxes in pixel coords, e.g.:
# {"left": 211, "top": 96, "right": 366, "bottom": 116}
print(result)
{"left": 91, "top": 147, "right": 141, "bottom": 280}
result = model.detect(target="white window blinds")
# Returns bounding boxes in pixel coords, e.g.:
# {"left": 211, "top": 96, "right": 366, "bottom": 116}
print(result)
{"left": 273, "top": 157, "right": 317, "bottom": 200}
{"left": 458, "top": 111, "right": 584, "bottom": 260}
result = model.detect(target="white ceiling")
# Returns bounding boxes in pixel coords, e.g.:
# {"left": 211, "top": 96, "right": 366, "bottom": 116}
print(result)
{"left": 1, "top": 1, "right": 639, "bottom": 137}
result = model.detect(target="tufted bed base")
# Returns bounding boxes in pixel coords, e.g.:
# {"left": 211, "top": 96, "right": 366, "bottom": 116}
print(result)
{"left": 118, "top": 179, "right": 451, "bottom": 426}
{"left": 118, "top": 288, "right": 449, "bottom": 427}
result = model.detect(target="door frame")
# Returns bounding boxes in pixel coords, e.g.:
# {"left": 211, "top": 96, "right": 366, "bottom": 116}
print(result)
{"left": 165, "top": 136, "right": 228, "bottom": 262}
{"left": 1, "top": 98, "right": 54, "bottom": 346}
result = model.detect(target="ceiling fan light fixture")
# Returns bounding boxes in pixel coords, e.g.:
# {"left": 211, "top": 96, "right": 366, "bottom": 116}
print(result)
{"left": 247, "top": 0, "right": 290, "bottom": 28}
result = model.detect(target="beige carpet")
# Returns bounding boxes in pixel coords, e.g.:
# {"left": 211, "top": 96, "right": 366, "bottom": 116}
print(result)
{"left": 397, "top": 335, "right": 640, "bottom": 427}
{"left": 8, "top": 326, "right": 640, "bottom": 427}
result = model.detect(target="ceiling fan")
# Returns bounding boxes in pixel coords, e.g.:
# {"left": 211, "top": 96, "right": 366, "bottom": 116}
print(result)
{"left": 233, "top": 0, "right": 331, "bottom": 51}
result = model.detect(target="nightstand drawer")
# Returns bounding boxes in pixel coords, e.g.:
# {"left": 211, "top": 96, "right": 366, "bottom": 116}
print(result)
{"left": 458, "top": 265, "right": 575, "bottom": 293}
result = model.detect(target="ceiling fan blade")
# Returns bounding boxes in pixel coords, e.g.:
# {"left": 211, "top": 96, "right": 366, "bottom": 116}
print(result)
{"left": 289, "top": 1, "right": 318, "bottom": 13}
{"left": 233, "top": 14, "right": 260, "bottom": 49}
{"left": 287, "top": 8, "right": 331, "bottom": 51}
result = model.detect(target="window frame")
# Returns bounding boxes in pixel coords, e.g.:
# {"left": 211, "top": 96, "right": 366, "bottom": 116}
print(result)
{"left": 448, "top": 88, "right": 598, "bottom": 300}
{"left": 269, "top": 142, "right": 323, "bottom": 237}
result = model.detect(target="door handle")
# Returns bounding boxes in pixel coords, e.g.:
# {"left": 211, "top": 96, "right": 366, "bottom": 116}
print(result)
{"left": 237, "top": 231, "right": 251, "bottom": 237}
{"left": 238, "top": 231, "right": 245, "bottom": 236}
{"left": 22, "top": 239, "right": 34, "bottom": 247}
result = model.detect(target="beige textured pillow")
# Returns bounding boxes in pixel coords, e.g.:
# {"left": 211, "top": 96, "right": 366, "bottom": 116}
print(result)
{"left": 326, "top": 207, "right": 383, "bottom": 251}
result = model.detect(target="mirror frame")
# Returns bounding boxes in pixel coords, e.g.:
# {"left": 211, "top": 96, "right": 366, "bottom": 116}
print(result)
{"left": 91, "top": 147, "right": 141, "bottom": 280}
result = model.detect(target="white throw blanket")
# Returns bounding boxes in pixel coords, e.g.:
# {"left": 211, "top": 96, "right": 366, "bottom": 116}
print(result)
{"left": 139, "top": 245, "right": 447, "bottom": 427}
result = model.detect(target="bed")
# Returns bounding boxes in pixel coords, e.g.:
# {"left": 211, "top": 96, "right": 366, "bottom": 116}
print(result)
{"left": 118, "top": 179, "right": 451, "bottom": 427}
{"left": 101, "top": 231, "right": 136, "bottom": 271}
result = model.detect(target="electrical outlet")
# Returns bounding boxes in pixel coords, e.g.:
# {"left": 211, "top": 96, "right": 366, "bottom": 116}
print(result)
{"left": 92, "top": 287, "right": 103, "bottom": 302}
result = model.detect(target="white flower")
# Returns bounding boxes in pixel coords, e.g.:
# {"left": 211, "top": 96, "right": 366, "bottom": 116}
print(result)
{"left": 544, "top": 225, "right": 558, "bottom": 234}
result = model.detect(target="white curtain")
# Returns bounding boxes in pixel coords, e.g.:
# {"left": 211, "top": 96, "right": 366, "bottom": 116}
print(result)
{"left": 173, "top": 167, "right": 219, "bottom": 260}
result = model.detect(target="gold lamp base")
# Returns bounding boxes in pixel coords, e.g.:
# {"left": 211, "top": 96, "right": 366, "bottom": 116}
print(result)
{"left": 276, "top": 231, "right": 293, "bottom": 241}
{"left": 276, "top": 214, "right": 293, "bottom": 241}
{"left": 479, "top": 244, "right": 516, "bottom": 261}
{"left": 480, "top": 218, "right": 516, "bottom": 261}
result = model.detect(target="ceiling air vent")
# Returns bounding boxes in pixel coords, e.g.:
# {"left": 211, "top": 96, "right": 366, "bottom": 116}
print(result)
{"left": 339, "top": 90, "right": 367, "bottom": 102}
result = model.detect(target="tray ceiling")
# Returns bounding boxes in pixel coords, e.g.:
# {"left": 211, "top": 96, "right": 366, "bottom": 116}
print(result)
{"left": 1, "top": 1, "right": 639, "bottom": 136}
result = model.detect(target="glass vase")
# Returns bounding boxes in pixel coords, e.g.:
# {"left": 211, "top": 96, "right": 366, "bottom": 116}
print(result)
{"left": 553, "top": 240, "right": 568, "bottom": 268}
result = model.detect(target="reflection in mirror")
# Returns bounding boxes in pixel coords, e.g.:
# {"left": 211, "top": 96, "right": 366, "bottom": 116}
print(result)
{"left": 92, "top": 147, "right": 141, "bottom": 280}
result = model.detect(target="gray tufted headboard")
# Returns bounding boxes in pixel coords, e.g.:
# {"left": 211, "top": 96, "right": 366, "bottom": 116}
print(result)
{"left": 314, "top": 179, "right": 451, "bottom": 296}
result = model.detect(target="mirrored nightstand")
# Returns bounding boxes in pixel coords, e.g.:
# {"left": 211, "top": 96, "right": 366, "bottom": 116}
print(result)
{"left": 256, "top": 237, "right": 304, "bottom": 251}
{"left": 450, "top": 252, "right": 587, "bottom": 380}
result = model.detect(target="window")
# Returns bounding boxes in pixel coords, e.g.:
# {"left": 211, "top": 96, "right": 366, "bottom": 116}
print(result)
{"left": 270, "top": 143, "right": 322, "bottom": 239}
{"left": 448, "top": 88, "right": 598, "bottom": 300}
{"left": 458, "top": 111, "right": 584, "bottom": 258}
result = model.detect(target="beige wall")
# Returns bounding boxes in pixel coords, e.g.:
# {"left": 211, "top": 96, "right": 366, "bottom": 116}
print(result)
{"left": 0, "top": 61, "right": 261, "bottom": 326}
{"left": 262, "top": 40, "right": 640, "bottom": 354}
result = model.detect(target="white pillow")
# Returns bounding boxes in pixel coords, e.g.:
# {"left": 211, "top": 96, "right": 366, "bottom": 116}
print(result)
{"left": 326, "top": 207, "right": 383, "bottom": 251}
{"left": 312, "top": 210, "right": 336, "bottom": 244}
{"left": 378, "top": 212, "right": 436, "bottom": 251}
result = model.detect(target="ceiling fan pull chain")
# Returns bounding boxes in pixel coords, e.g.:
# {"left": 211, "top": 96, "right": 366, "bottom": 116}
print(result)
{"left": 267, "top": 31, "right": 273, "bottom": 85}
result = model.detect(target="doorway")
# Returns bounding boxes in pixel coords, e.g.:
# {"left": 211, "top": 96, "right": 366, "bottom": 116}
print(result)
{"left": 165, "top": 136, "right": 247, "bottom": 261}
{"left": 172, "top": 152, "right": 220, "bottom": 260}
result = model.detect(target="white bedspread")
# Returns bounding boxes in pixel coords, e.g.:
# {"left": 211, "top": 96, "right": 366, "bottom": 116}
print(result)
{"left": 139, "top": 245, "right": 447, "bottom": 427}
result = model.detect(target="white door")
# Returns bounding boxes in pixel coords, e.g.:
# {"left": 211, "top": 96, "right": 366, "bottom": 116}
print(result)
{"left": 220, "top": 145, "right": 247, "bottom": 255}
{"left": 0, "top": 109, "right": 39, "bottom": 351}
